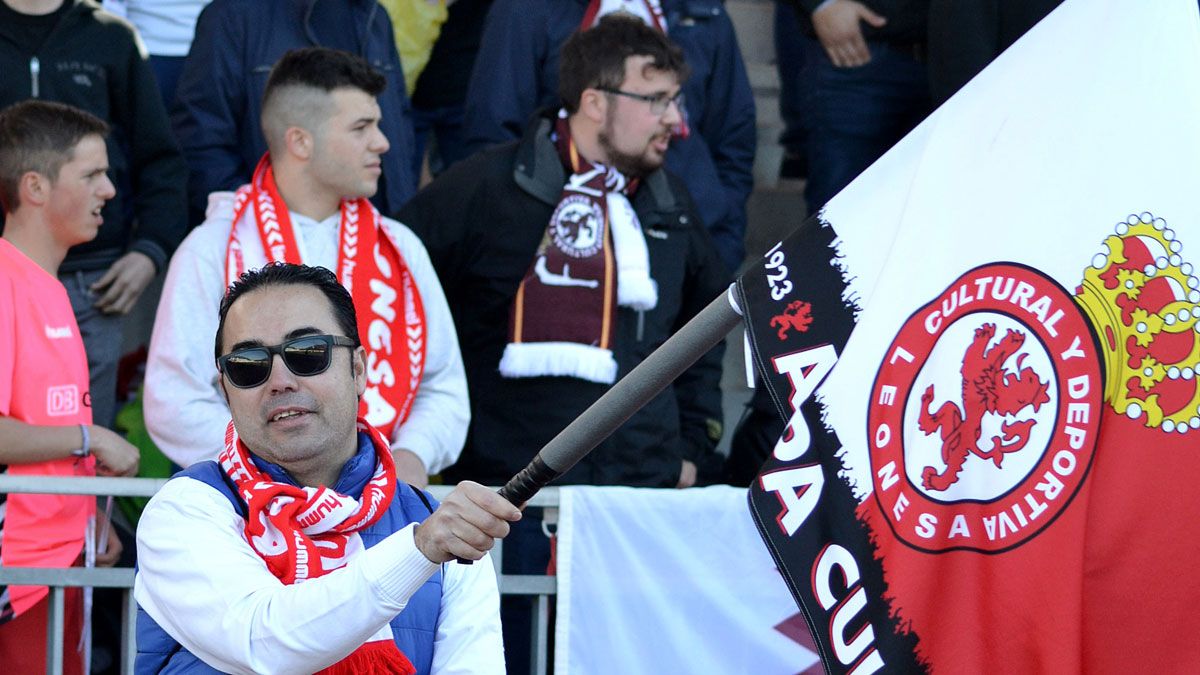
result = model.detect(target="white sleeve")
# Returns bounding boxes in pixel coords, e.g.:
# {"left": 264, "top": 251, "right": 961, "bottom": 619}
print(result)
{"left": 431, "top": 554, "right": 507, "bottom": 675}
{"left": 143, "top": 223, "right": 235, "bottom": 467}
{"left": 134, "top": 477, "right": 440, "bottom": 675}
{"left": 385, "top": 220, "right": 470, "bottom": 475}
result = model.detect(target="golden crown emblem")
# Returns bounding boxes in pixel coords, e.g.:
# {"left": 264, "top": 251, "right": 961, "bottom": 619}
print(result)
{"left": 1075, "top": 212, "right": 1200, "bottom": 433}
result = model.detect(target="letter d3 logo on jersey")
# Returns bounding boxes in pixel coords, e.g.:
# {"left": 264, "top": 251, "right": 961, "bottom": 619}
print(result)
{"left": 47, "top": 384, "right": 80, "bottom": 417}
{"left": 868, "top": 264, "right": 1102, "bottom": 553}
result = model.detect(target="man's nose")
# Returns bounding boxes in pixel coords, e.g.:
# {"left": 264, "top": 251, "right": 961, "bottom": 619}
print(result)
{"left": 662, "top": 98, "right": 683, "bottom": 126}
{"left": 265, "top": 353, "right": 299, "bottom": 393}
{"left": 98, "top": 174, "right": 116, "bottom": 200}
{"left": 372, "top": 128, "right": 390, "bottom": 155}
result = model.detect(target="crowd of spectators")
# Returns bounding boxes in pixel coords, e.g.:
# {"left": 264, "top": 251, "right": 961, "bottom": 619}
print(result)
{"left": 0, "top": 0, "right": 1064, "bottom": 672}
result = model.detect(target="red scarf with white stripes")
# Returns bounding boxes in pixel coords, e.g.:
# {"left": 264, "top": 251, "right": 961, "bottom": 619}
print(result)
{"left": 219, "top": 417, "right": 415, "bottom": 675}
{"left": 225, "top": 155, "right": 425, "bottom": 439}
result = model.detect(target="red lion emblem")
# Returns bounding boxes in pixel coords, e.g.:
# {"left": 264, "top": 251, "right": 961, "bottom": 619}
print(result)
{"left": 769, "top": 300, "right": 814, "bottom": 340}
{"left": 917, "top": 324, "right": 1051, "bottom": 491}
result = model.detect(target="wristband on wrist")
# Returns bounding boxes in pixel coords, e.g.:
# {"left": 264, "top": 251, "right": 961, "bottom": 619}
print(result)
{"left": 72, "top": 424, "right": 91, "bottom": 458}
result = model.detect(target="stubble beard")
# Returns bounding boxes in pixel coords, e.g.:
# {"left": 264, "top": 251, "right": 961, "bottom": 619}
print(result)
{"left": 598, "top": 115, "right": 665, "bottom": 178}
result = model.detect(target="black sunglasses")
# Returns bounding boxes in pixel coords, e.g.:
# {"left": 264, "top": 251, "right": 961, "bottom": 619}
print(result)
{"left": 217, "top": 334, "right": 357, "bottom": 389}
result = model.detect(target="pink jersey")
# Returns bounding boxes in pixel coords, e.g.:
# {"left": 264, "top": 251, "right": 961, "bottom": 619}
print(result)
{"left": 0, "top": 239, "right": 95, "bottom": 619}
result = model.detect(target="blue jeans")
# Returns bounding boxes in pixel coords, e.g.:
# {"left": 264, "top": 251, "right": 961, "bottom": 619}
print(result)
{"left": 801, "top": 39, "right": 931, "bottom": 211}
{"left": 59, "top": 269, "right": 124, "bottom": 429}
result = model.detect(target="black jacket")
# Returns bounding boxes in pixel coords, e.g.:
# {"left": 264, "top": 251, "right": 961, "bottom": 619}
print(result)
{"left": 0, "top": 0, "right": 188, "bottom": 273}
{"left": 400, "top": 114, "right": 729, "bottom": 487}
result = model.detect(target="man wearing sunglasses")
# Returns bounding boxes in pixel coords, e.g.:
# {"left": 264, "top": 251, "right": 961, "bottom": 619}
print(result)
{"left": 145, "top": 47, "right": 468, "bottom": 489}
{"left": 399, "top": 15, "right": 729, "bottom": 671}
{"left": 135, "top": 262, "right": 515, "bottom": 673}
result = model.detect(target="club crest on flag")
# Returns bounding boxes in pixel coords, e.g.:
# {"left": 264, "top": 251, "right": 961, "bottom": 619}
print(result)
{"left": 867, "top": 263, "right": 1102, "bottom": 553}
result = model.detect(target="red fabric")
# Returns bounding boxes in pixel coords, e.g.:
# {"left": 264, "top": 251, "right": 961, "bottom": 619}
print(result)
{"left": 316, "top": 638, "right": 416, "bottom": 675}
{"left": 0, "top": 240, "right": 95, "bottom": 618}
{"left": 0, "top": 588, "right": 84, "bottom": 675}
{"left": 224, "top": 155, "right": 426, "bottom": 437}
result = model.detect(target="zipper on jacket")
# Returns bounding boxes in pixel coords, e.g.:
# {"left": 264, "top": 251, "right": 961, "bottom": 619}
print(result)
{"left": 30, "top": 57, "right": 40, "bottom": 98}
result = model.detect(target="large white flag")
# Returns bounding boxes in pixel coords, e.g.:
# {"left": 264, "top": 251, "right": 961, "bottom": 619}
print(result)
{"left": 739, "top": 0, "right": 1200, "bottom": 672}
{"left": 554, "top": 486, "right": 820, "bottom": 674}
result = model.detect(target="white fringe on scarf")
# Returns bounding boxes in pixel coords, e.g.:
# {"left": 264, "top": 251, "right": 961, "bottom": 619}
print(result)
{"left": 500, "top": 341, "right": 619, "bottom": 384}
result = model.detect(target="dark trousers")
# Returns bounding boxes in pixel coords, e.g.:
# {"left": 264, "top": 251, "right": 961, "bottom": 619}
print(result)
{"left": 801, "top": 39, "right": 931, "bottom": 212}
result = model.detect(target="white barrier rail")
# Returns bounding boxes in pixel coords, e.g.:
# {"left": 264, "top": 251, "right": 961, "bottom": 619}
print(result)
{"left": 0, "top": 476, "right": 558, "bottom": 675}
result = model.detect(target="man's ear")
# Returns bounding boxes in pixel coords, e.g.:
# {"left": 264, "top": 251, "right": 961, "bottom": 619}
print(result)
{"left": 18, "top": 170, "right": 49, "bottom": 207}
{"left": 578, "top": 89, "right": 609, "bottom": 125}
{"left": 218, "top": 375, "right": 230, "bottom": 404}
{"left": 284, "top": 126, "right": 314, "bottom": 161}
{"left": 353, "top": 346, "right": 368, "bottom": 398}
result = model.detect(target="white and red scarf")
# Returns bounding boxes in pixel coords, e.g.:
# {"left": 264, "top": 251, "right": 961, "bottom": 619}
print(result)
{"left": 582, "top": 0, "right": 667, "bottom": 33}
{"left": 500, "top": 112, "right": 658, "bottom": 384}
{"left": 225, "top": 156, "right": 426, "bottom": 438}
{"left": 219, "top": 417, "right": 414, "bottom": 675}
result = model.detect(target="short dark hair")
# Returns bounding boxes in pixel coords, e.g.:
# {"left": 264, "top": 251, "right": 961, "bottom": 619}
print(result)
{"left": 558, "top": 14, "right": 689, "bottom": 114}
{"left": 260, "top": 47, "right": 387, "bottom": 153}
{"left": 215, "top": 263, "right": 361, "bottom": 361}
{"left": 0, "top": 100, "right": 109, "bottom": 213}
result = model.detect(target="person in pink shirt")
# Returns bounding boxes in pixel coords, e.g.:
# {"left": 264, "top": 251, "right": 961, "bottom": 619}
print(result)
{"left": 0, "top": 99, "right": 139, "bottom": 674}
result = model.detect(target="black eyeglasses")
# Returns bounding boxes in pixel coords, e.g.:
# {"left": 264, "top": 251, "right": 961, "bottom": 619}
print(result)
{"left": 217, "top": 334, "right": 357, "bottom": 389}
{"left": 598, "top": 87, "right": 685, "bottom": 116}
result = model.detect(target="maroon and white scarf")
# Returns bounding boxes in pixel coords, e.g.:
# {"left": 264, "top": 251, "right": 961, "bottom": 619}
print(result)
{"left": 580, "top": 0, "right": 690, "bottom": 140}
{"left": 219, "top": 417, "right": 415, "bottom": 675}
{"left": 225, "top": 155, "right": 426, "bottom": 439}
{"left": 500, "top": 112, "right": 658, "bottom": 384}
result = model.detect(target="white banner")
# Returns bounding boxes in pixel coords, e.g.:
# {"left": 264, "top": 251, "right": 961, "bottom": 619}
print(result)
{"left": 554, "top": 486, "right": 819, "bottom": 674}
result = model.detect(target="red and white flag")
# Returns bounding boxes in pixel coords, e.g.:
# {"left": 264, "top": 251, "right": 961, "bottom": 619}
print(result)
{"left": 740, "top": 0, "right": 1200, "bottom": 672}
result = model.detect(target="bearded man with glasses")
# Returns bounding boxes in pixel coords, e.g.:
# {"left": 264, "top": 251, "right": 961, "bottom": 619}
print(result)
{"left": 399, "top": 14, "right": 729, "bottom": 671}
{"left": 134, "top": 262, "right": 517, "bottom": 674}
{"left": 144, "top": 47, "right": 468, "bottom": 490}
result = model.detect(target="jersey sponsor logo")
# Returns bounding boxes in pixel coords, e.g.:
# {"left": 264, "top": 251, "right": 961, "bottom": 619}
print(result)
{"left": 47, "top": 384, "right": 81, "bottom": 417}
{"left": 867, "top": 263, "right": 1103, "bottom": 553}
{"left": 44, "top": 324, "right": 73, "bottom": 339}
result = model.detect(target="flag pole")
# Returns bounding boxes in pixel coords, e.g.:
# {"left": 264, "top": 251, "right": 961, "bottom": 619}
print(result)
{"left": 497, "top": 286, "right": 743, "bottom": 505}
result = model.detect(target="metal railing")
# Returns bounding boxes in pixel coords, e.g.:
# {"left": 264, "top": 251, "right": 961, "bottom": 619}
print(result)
{"left": 0, "top": 475, "right": 558, "bottom": 675}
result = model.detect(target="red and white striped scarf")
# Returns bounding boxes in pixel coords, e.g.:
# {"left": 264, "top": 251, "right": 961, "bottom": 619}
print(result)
{"left": 225, "top": 155, "right": 426, "bottom": 439}
{"left": 219, "top": 417, "right": 415, "bottom": 675}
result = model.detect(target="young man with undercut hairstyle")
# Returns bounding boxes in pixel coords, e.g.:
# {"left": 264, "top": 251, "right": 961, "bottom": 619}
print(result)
{"left": 0, "top": 99, "right": 140, "bottom": 674}
{"left": 145, "top": 48, "right": 468, "bottom": 489}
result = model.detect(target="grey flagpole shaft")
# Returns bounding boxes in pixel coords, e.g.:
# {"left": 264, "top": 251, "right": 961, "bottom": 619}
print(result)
{"left": 497, "top": 286, "right": 743, "bottom": 505}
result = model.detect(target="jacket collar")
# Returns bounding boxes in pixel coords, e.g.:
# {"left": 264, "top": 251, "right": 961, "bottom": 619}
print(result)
{"left": 513, "top": 110, "right": 681, "bottom": 229}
